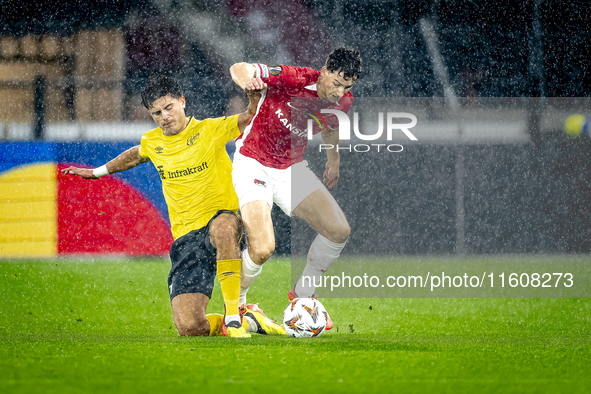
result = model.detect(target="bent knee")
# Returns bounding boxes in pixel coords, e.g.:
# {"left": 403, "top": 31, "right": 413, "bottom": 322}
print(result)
{"left": 249, "top": 241, "right": 275, "bottom": 265}
{"left": 175, "top": 317, "right": 209, "bottom": 337}
{"left": 325, "top": 222, "right": 350, "bottom": 244}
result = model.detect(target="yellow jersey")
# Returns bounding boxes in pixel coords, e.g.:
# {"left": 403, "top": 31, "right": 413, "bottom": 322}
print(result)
{"left": 138, "top": 115, "right": 240, "bottom": 240}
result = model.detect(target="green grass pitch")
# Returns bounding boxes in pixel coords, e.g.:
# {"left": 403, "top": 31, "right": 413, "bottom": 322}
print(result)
{"left": 1, "top": 257, "right": 590, "bottom": 393}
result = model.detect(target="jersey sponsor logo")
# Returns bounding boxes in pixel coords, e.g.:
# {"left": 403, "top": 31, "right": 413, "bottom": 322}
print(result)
{"left": 186, "top": 132, "right": 200, "bottom": 146}
{"left": 254, "top": 179, "right": 267, "bottom": 188}
{"left": 155, "top": 146, "right": 164, "bottom": 154}
{"left": 260, "top": 64, "right": 269, "bottom": 78}
{"left": 269, "top": 65, "right": 282, "bottom": 76}
{"left": 159, "top": 162, "right": 209, "bottom": 180}
{"left": 275, "top": 108, "right": 307, "bottom": 138}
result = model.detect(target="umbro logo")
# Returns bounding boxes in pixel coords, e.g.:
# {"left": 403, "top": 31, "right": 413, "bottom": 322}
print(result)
{"left": 155, "top": 146, "right": 164, "bottom": 154}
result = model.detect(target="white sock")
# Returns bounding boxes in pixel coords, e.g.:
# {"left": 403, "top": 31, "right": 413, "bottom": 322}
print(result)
{"left": 295, "top": 234, "right": 347, "bottom": 297}
{"left": 295, "top": 265, "right": 323, "bottom": 298}
{"left": 225, "top": 314, "right": 240, "bottom": 325}
{"left": 239, "top": 248, "right": 262, "bottom": 305}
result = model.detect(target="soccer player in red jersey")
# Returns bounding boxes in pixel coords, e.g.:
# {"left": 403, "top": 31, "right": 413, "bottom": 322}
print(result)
{"left": 230, "top": 47, "right": 362, "bottom": 330}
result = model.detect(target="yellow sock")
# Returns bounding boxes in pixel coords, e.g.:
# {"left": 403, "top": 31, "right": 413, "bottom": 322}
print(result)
{"left": 217, "top": 258, "right": 241, "bottom": 317}
{"left": 206, "top": 313, "right": 224, "bottom": 336}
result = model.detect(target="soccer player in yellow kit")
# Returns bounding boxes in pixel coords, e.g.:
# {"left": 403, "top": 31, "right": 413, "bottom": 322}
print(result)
{"left": 62, "top": 75, "right": 285, "bottom": 338}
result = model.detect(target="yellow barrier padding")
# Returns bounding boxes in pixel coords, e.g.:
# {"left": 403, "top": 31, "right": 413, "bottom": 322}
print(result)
{"left": 0, "top": 240, "right": 56, "bottom": 257}
{"left": 0, "top": 180, "right": 56, "bottom": 201}
{"left": 0, "top": 201, "right": 55, "bottom": 221}
{"left": 0, "top": 163, "right": 58, "bottom": 257}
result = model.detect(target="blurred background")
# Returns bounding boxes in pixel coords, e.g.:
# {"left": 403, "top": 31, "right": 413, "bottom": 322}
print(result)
{"left": 0, "top": 0, "right": 590, "bottom": 258}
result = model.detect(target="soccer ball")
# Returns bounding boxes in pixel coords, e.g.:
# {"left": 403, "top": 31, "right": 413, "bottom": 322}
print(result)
{"left": 282, "top": 297, "right": 328, "bottom": 338}
{"left": 564, "top": 113, "right": 589, "bottom": 138}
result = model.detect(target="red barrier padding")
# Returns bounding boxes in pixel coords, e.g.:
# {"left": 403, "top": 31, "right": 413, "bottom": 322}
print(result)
{"left": 57, "top": 164, "right": 173, "bottom": 255}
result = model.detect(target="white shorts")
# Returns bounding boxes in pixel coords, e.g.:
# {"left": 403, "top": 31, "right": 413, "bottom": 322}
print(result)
{"left": 232, "top": 151, "right": 325, "bottom": 216}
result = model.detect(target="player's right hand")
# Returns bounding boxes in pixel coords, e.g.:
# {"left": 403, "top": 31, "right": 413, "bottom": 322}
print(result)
{"left": 61, "top": 166, "right": 97, "bottom": 179}
{"left": 323, "top": 160, "right": 340, "bottom": 189}
{"left": 245, "top": 77, "right": 267, "bottom": 93}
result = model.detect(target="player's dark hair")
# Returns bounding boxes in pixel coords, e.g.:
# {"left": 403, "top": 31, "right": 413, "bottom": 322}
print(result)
{"left": 325, "top": 47, "right": 362, "bottom": 80}
{"left": 141, "top": 75, "right": 183, "bottom": 109}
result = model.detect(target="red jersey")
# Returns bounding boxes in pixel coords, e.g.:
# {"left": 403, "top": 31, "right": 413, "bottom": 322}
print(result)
{"left": 235, "top": 64, "right": 354, "bottom": 169}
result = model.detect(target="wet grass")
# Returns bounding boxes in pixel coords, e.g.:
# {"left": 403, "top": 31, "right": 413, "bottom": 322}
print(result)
{"left": 1, "top": 257, "right": 590, "bottom": 393}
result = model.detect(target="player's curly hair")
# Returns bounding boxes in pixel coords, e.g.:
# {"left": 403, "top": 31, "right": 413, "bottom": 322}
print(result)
{"left": 141, "top": 75, "right": 184, "bottom": 109}
{"left": 325, "top": 47, "right": 362, "bottom": 81}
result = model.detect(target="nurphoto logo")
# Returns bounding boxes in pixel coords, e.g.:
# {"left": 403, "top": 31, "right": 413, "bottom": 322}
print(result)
{"left": 307, "top": 109, "right": 418, "bottom": 153}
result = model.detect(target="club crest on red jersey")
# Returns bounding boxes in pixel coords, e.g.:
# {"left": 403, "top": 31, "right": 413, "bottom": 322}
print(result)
{"left": 254, "top": 179, "right": 267, "bottom": 188}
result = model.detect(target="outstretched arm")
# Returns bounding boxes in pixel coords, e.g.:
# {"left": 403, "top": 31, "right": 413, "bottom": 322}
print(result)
{"left": 61, "top": 146, "right": 150, "bottom": 179}
{"left": 236, "top": 79, "right": 267, "bottom": 133}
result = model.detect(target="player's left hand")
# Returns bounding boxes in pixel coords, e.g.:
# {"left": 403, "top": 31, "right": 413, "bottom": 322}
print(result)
{"left": 323, "top": 160, "right": 339, "bottom": 189}
{"left": 61, "top": 166, "right": 99, "bottom": 179}
{"left": 245, "top": 77, "right": 267, "bottom": 93}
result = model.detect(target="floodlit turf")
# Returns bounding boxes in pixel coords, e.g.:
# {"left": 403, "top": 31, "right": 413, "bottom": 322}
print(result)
{"left": 1, "top": 257, "right": 590, "bottom": 393}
